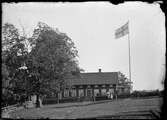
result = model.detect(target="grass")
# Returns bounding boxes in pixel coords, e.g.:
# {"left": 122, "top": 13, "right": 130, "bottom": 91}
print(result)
{"left": 9, "top": 97, "right": 162, "bottom": 119}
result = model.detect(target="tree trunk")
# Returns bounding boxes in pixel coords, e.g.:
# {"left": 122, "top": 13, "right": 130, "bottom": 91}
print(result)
{"left": 36, "top": 94, "right": 40, "bottom": 108}
{"left": 57, "top": 92, "right": 59, "bottom": 104}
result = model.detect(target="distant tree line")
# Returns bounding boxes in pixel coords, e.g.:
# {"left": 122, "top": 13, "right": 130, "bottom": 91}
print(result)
{"left": 130, "top": 89, "right": 163, "bottom": 98}
{"left": 118, "top": 89, "right": 163, "bottom": 98}
{"left": 2, "top": 22, "right": 82, "bottom": 108}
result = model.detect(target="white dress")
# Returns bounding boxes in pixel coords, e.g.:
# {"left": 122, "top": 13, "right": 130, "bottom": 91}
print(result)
{"left": 110, "top": 93, "right": 113, "bottom": 99}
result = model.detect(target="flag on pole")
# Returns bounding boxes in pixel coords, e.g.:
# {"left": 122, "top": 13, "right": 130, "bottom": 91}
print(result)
{"left": 115, "top": 22, "right": 129, "bottom": 39}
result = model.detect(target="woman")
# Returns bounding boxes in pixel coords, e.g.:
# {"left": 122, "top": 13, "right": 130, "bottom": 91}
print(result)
{"left": 110, "top": 92, "right": 113, "bottom": 100}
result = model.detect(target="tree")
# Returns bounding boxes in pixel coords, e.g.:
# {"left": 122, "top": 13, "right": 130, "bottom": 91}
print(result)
{"left": 2, "top": 62, "right": 10, "bottom": 101}
{"left": 2, "top": 22, "right": 82, "bottom": 108}
{"left": 118, "top": 71, "right": 132, "bottom": 85}
{"left": 27, "top": 22, "right": 81, "bottom": 107}
{"left": 118, "top": 71, "right": 132, "bottom": 94}
{"left": 2, "top": 23, "right": 20, "bottom": 51}
{"left": 2, "top": 53, "right": 10, "bottom": 90}
{"left": 2, "top": 23, "right": 28, "bottom": 106}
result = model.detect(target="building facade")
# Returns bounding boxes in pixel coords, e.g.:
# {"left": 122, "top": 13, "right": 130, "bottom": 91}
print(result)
{"left": 58, "top": 69, "right": 131, "bottom": 99}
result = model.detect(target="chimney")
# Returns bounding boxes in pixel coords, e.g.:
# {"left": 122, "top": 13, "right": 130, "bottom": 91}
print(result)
{"left": 98, "top": 68, "right": 102, "bottom": 73}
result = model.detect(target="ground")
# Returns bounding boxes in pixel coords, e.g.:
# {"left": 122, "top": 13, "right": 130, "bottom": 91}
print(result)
{"left": 9, "top": 97, "right": 162, "bottom": 119}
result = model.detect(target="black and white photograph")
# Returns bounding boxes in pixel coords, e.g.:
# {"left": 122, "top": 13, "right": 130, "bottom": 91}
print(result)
{"left": 2, "top": 2, "right": 165, "bottom": 119}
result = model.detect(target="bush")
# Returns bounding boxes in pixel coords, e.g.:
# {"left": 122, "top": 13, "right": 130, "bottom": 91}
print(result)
{"left": 2, "top": 94, "right": 18, "bottom": 107}
{"left": 118, "top": 93, "right": 130, "bottom": 98}
{"left": 59, "top": 97, "right": 78, "bottom": 103}
{"left": 95, "top": 95, "right": 108, "bottom": 101}
{"left": 42, "top": 97, "right": 80, "bottom": 105}
{"left": 43, "top": 95, "right": 110, "bottom": 105}
{"left": 130, "top": 90, "right": 162, "bottom": 98}
{"left": 42, "top": 97, "right": 58, "bottom": 105}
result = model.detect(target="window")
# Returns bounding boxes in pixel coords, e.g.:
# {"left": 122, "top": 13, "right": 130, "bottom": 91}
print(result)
{"left": 109, "top": 88, "right": 114, "bottom": 93}
{"left": 59, "top": 93, "right": 62, "bottom": 99}
{"left": 79, "top": 89, "right": 84, "bottom": 97}
{"left": 121, "top": 88, "right": 124, "bottom": 93}
{"left": 71, "top": 89, "right": 76, "bottom": 97}
{"left": 64, "top": 89, "right": 69, "bottom": 97}
{"left": 117, "top": 88, "right": 122, "bottom": 94}
{"left": 101, "top": 88, "right": 106, "bottom": 95}
{"left": 94, "top": 89, "right": 99, "bottom": 96}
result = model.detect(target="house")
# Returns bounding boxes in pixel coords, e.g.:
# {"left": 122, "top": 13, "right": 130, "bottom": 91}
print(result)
{"left": 58, "top": 69, "right": 131, "bottom": 99}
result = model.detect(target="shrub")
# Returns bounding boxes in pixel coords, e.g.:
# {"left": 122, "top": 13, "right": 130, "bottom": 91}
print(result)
{"left": 95, "top": 95, "right": 108, "bottom": 101}
{"left": 118, "top": 93, "right": 130, "bottom": 98}
{"left": 59, "top": 97, "right": 78, "bottom": 103}
{"left": 130, "top": 90, "right": 162, "bottom": 98}
{"left": 42, "top": 97, "right": 58, "bottom": 105}
{"left": 42, "top": 97, "right": 79, "bottom": 105}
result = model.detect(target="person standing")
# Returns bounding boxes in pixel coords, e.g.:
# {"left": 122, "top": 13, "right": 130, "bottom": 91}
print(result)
{"left": 107, "top": 91, "right": 110, "bottom": 99}
{"left": 110, "top": 92, "right": 113, "bottom": 100}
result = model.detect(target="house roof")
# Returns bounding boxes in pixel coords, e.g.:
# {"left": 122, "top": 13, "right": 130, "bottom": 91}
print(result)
{"left": 66, "top": 72, "right": 118, "bottom": 86}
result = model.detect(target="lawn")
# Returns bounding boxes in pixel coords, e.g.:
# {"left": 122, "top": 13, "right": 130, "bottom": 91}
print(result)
{"left": 9, "top": 97, "right": 162, "bottom": 119}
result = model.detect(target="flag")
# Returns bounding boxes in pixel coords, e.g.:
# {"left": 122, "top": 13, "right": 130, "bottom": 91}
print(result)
{"left": 115, "top": 22, "right": 129, "bottom": 39}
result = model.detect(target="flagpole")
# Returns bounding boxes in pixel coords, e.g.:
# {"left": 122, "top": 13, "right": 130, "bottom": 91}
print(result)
{"left": 127, "top": 21, "right": 132, "bottom": 92}
{"left": 115, "top": 21, "right": 132, "bottom": 93}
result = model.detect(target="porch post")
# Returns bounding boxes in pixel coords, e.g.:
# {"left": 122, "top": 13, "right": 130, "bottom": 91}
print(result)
{"left": 106, "top": 85, "right": 109, "bottom": 92}
{"left": 84, "top": 86, "right": 86, "bottom": 97}
{"left": 92, "top": 85, "right": 95, "bottom": 101}
{"left": 69, "top": 88, "right": 71, "bottom": 97}
{"left": 61, "top": 90, "right": 64, "bottom": 98}
{"left": 92, "top": 85, "right": 94, "bottom": 96}
{"left": 99, "top": 85, "right": 102, "bottom": 96}
{"left": 76, "top": 86, "right": 79, "bottom": 97}
{"left": 113, "top": 84, "right": 117, "bottom": 100}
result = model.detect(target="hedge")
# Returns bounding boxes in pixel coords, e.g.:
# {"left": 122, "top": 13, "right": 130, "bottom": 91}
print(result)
{"left": 130, "top": 90, "right": 162, "bottom": 98}
{"left": 118, "top": 93, "right": 131, "bottom": 98}
{"left": 42, "top": 95, "right": 110, "bottom": 105}
{"left": 42, "top": 90, "right": 163, "bottom": 105}
{"left": 42, "top": 97, "right": 80, "bottom": 105}
{"left": 95, "top": 95, "right": 108, "bottom": 101}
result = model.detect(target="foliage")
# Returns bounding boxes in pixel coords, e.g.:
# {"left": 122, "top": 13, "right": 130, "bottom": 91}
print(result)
{"left": 2, "top": 23, "right": 29, "bottom": 106}
{"left": 95, "top": 95, "right": 108, "bottom": 101}
{"left": 2, "top": 63, "right": 10, "bottom": 88}
{"left": 118, "top": 71, "right": 130, "bottom": 84}
{"left": 117, "top": 93, "right": 131, "bottom": 98}
{"left": 42, "top": 97, "right": 79, "bottom": 105}
{"left": 2, "top": 23, "right": 19, "bottom": 51}
{"left": 130, "top": 90, "right": 162, "bottom": 98}
{"left": 26, "top": 22, "right": 81, "bottom": 107}
{"left": 118, "top": 71, "right": 132, "bottom": 93}
{"left": 27, "top": 22, "right": 80, "bottom": 91}
{"left": 2, "top": 22, "right": 81, "bottom": 107}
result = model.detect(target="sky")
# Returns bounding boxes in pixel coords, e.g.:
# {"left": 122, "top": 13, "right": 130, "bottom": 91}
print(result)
{"left": 2, "top": 2, "right": 165, "bottom": 91}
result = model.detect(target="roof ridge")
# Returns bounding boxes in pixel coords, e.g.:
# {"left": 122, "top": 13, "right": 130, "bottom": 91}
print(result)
{"left": 80, "top": 72, "right": 118, "bottom": 74}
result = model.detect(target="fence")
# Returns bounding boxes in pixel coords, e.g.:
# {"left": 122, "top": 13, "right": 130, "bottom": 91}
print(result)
{"left": 1, "top": 103, "right": 25, "bottom": 114}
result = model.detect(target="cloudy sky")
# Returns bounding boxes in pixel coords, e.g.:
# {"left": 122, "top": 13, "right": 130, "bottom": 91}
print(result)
{"left": 2, "top": 2, "right": 165, "bottom": 90}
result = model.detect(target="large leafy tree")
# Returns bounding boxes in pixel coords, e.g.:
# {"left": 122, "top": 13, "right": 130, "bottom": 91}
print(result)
{"left": 2, "top": 23, "right": 20, "bottom": 51}
{"left": 27, "top": 22, "right": 81, "bottom": 107}
{"left": 2, "top": 23, "right": 28, "bottom": 105}
{"left": 2, "top": 22, "right": 82, "bottom": 107}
